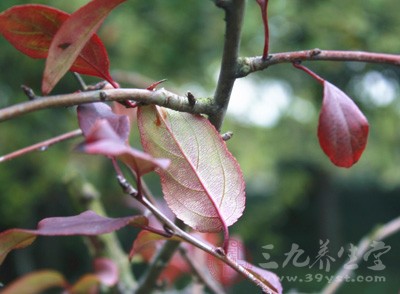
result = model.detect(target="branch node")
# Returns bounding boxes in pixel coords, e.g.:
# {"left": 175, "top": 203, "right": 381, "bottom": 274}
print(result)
{"left": 117, "top": 175, "right": 139, "bottom": 198}
{"left": 163, "top": 224, "right": 175, "bottom": 237}
{"left": 99, "top": 91, "right": 108, "bottom": 101}
{"left": 186, "top": 91, "right": 196, "bottom": 107}
{"left": 221, "top": 131, "right": 233, "bottom": 141}
{"left": 215, "top": 247, "right": 226, "bottom": 257}
{"left": 310, "top": 48, "right": 321, "bottom": 57}
{"left": 21, "top": 85, "right": 36, "bottom": 101}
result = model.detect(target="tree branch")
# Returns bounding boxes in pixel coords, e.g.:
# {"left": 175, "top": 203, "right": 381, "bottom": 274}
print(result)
{"left": 118, "top": 175, "right": 278, "bottom": 294}
{"left": 0, "top": 129, "right": 82, "bottom": 162}
{"left": 135, "top": 220, "right": 184, "bottom": 294}
{"left": 237, "top": 49, "right": 400, "bottom": 77}
{"left": 209, "top": 0, "right": 246, "bottom": 131}
{"left": 0, "top": 88, "right": 215, "bottom": 122}
{"left": 321, "top": 215, "right": 400, "bottom": 294}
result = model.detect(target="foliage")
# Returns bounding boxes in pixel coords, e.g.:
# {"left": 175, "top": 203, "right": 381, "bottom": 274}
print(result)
{"left": 0, "top": 0, "right": 399, "bottom": 293}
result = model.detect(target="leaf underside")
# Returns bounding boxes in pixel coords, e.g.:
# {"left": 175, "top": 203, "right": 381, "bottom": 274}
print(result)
{"left": 318, "top": 81, "right": 369, "bottom": 168}
{"left": 137, "top": 105, "right": 246, "bottom": 232}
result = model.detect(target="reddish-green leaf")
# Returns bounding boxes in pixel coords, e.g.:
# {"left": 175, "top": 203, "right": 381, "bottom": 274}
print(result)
{"left": 0, "top": 230, "right": 36, "bottom": 265}
{"left": 1, "top": 270, "right": 68, "bottom": 294}
{"left": 137, "top": 105, "right": 246, "bottom": 234}
{"left": 130, "top": 230, "right": 189, "bottom": 284}
{"left": 318, "top": 81, "right": 369, "bottom": 167}
{"left": 0, "top": 211, "right": 148, "bottom": 265}
{"left": 0, "top": 5, "right": 113, "bottom": 86}
{"left": 42, "top": 0, "right": 126, "bottom": 94}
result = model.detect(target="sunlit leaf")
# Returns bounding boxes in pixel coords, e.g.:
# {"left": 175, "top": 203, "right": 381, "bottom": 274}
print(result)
{"left": 0, "top": 5, "right": 113, "bottom": 86}
{"left": 1, "top": 270, "right": 67, "bottom": 294}
{"left": 137, "top": 105, "right": 246, "bottom": 233}
{"left": 69, "top": 274, "right": 99, "bottom": 293}
{"left": 318, "top": 81, "right": 369, "bottom": 167}
{"left": 42, "top": 0, "right": 126, "bottom": 94}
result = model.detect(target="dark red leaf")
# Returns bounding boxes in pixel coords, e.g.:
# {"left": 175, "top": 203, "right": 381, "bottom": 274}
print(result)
{"left": 318, "top": 81, "right": 369, "bottom": 167}
{"left": 80, "top": 119, "right": 170, "bottom": 176}
{"left": 77, "top": 103, "right": 130, "bottom": 141}
{"left": 0, "top": 211, "right": 147, "bottom": 265}
{"left": 42, "top": 0, "right": 125, "bottom": 94}
{"left": 0, "top": 5, "right": 113, "bottom": 87}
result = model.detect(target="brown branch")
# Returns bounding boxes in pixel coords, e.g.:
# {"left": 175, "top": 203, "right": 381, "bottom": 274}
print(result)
{"left": 209, "top": 0, "right": 246, "bottom": 131}
{"left": 0, "top": 88, "right": 215, "bottom": 122}
{"left": 237, "top": 49, "right": 400, "bottom": 77}
{"left": 0, "top": 129, "right": 82, "bottom": 162}
{"left": 321, "top": 215, "right": 400, "bottom": 294}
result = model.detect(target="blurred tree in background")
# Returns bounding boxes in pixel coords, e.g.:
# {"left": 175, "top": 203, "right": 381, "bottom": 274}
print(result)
{"left": 0, "top": 0, "right": 399, "bottom": 293}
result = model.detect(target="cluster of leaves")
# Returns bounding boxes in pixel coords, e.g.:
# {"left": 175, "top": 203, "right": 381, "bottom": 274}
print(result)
{"left": 0, "top": 0, "right": 374, "bottom": 293}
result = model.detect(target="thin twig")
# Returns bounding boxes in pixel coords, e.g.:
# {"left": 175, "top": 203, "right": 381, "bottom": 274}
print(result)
{"left": 0, "top": 129, "right": 82, "bottom": 163}
{"left": 237, "top": 49, "right": 400, "bottom": 77}
{"left": 179, "top": 247, "right": 227, "bottom": 294}
{"left": 117, "top": 175, "right": 278, "bottom": 294}
{"left": 135, "top": 220, "right": 184, "bottom": 294}
{"left": 209, "top": 0, "right": 246, "bottom": 131}
{"left": 321, "top": 215, "right": 400, "bottom": 294}
{"left": 0, "top": 88, "right": 215, "bottom": 122}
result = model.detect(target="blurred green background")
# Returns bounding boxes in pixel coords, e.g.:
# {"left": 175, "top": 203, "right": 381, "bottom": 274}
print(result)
{"left": 0, "top": 0, "right": 399, "bottom": 293}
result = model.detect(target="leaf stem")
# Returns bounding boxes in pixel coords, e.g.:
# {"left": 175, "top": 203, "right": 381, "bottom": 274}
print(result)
{"left": 292, "top": 62, "right": 325, "bottom": 85}
{"left": 256, "top": 0, "right": 270, "bottom": 59}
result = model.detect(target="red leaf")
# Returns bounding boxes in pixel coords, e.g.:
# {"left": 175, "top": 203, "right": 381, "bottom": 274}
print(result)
{"left": 42, "top": 0, "right": 125, "bottom": 94}
{"left": 93, "top": 258, "right": 119, "bottom": 287}
{"left": 137, "top": 105, "right": 246, "bottom": 234}
{"left": 0, "top": 211, "right": 147, "bottom": 265}
{"left": 318, "top": 81, "right": 369, "bottom": 167}
{"left": 77, "top": 103, "right": 130, "bottom": 141}
{"left": 130, "top": 230, "right": 189, "bottom": 284}
{"left": 0, "top": 5, "right": 113, "bottom": 86}
{"left": 1, "top": 270, "right": 68, "bottom": 294}
{"left": 80, "top": 119, "right": 170, "bottom": 176}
